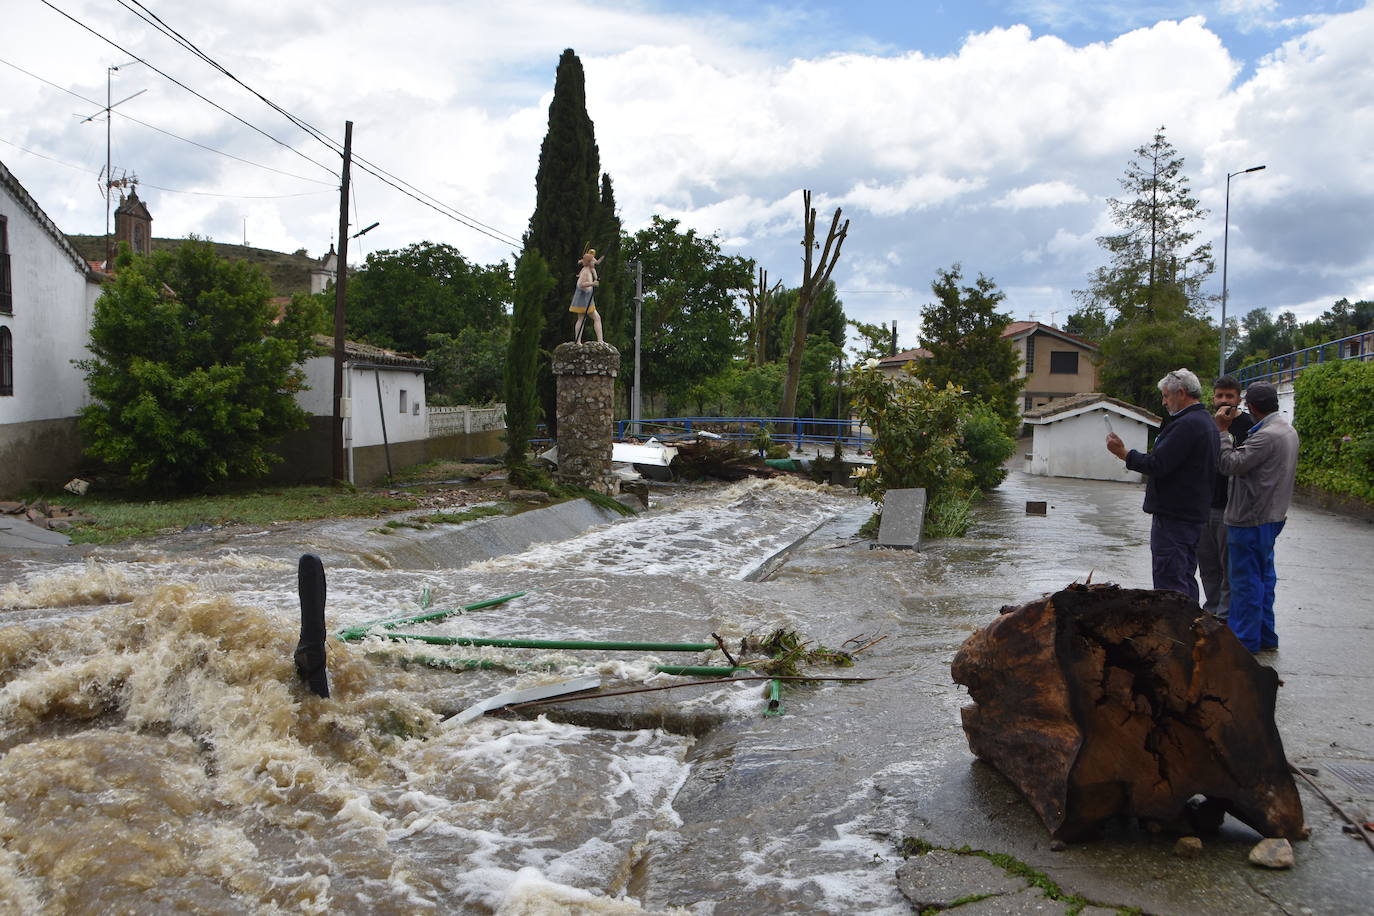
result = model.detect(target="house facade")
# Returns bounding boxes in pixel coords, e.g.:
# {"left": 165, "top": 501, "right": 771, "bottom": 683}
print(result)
{"left": 0, "top": 159, "right": 105, "bottom": 495}
{"left": 1002, "top": 321, "right": 1100, "bottom": 412}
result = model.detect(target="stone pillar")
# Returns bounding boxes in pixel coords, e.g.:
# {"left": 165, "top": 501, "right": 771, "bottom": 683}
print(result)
{"left": 552, "top": 342, "right": 620, "bottom": 493}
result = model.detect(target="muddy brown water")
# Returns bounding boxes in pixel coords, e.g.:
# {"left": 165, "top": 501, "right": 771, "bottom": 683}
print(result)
{"left": 1, "top": 473, "right": 1367, "bottom": 914}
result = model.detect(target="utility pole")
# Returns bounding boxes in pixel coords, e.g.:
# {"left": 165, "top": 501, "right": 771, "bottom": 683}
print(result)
{"left": 632, "top": 259, "right": 643, "bottom": 437}
{"left": 332, "top": 121, "right": 353, "bottom": 483}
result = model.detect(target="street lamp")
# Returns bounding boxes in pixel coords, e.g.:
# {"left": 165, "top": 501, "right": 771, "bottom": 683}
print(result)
{"left": 1218, "top": 164, "right": 1266, "bottom": 377}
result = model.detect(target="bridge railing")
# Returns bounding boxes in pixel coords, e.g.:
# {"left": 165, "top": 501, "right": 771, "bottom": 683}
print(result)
{"left": 1236, "top": 330, "right": 1374, "bottom": 386}
{"left": 615, "top": 417, "right": 874, "bottom": 451}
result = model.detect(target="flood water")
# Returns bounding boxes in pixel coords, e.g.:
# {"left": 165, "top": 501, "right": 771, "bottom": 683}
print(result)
{"left": 0, "top": 473, "right": 1158, "bottom": 914}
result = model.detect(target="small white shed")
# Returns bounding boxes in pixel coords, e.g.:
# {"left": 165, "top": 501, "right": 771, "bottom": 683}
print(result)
{"left": 1024, "top": 393, "right": 1161, "bottom": 483}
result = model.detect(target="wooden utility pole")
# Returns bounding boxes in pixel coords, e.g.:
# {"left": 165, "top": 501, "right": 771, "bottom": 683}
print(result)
{"left": 331, "top": 121, "right": 353, "bottom": 483}
{"left": 778, "top": 190, "right": 848, "bottom": 433}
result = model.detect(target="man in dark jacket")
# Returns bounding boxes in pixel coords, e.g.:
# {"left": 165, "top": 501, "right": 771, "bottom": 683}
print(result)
{"left": 1105, "top": 368, "right": 1219, "bottom": 600}
{"left": 1197, "top": 375, "right": 1252, "bottom": 619}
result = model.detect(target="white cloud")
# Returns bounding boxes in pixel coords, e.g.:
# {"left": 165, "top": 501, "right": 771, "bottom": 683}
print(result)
{"left": 993, "top": 181, "right": 1090, "bottom": 210}
{"left": 1, "top": 0, "right": 1370, "bottom": 333}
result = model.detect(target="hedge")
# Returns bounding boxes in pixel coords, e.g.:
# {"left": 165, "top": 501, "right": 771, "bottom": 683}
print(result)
{"left": 1292, "top": 360, "right": 1374, "bottom": 503}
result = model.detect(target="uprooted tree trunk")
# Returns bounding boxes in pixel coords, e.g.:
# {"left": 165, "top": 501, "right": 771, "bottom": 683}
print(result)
{"left": 951, "top": 583, "right": 1305, "bottom": 842}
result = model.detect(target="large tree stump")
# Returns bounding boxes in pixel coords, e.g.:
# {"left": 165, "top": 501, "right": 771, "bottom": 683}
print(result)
{"left": 951, "top": 584, "right": 1304, "bottom": 841}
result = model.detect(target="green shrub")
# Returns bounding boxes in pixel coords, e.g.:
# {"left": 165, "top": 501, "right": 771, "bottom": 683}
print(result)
{"left": 961, "top": 403, "right": 1017, "bottom": 491}
{"left": 1293, "top": 361, "right": 1374, "bottom": 502}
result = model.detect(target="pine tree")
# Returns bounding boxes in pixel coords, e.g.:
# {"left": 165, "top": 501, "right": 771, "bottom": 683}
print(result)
{"left": 916, "top": 265, "right": 1023, "bottom": 430}
{"left": 525, "top": 49, "right": 605, "bottom": 436}
{"left": 1075, "top": 127, "right": 1213, "bottom": 322}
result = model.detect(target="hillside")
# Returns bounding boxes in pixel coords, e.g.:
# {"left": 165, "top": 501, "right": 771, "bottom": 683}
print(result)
{"left": 65, "top": 235, "right": 323, "bottom": 297}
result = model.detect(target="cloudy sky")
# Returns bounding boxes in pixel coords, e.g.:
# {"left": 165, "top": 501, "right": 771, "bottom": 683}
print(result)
{"left": 2, "top": 0, "right": 1371, "bottom": 351}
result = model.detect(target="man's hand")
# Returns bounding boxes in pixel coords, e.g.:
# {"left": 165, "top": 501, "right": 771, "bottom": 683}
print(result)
{"left": 1105, "top": 432, "right": 1127, "bottom": 460}
{"left": 1214, "top": 405, "right": 1236, "bottom": 432}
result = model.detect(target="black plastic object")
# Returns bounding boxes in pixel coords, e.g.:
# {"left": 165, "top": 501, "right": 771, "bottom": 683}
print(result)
{"left": 294, "top": 553, "right": 330, "bottom": 698}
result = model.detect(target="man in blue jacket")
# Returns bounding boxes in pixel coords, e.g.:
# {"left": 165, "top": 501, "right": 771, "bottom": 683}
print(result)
{"left": 1105, "top": 368, "right": 1219, "bottom": 600}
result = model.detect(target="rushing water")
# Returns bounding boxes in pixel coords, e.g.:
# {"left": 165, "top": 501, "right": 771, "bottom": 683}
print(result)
{"left": 0, "top": 474, "right": 1155, "bottom": 914}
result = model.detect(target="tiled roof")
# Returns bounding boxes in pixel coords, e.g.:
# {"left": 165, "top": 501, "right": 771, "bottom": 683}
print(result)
{"left": 311, "top": 333, "right": 430, "bottom": 370}
{"left": 1001, "top": 321, "right": 1099, "bottom": 350}
{"left": 878, "top": 347, "right": 932, "bottom": 366}
{"left": 1023, "top": 392, "right": 1160, "bottom": 424}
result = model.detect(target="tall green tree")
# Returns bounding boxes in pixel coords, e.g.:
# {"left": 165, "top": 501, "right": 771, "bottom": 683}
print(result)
{"left": 1097, "top": 313, "right": 1217, "bottom": 409}
{"left": 504, "top": 250, "right": 553, "bottom": 485}
{"left": 346, "top": 242, "right": 510, "bottom": 356}
{"left": 425, "top": 326, "right": 509, "bottom": 405}
{"left": 78, "top": 240, "right": 315, "bottom": 492}
{"left": 916, "top": 265, "right": 1023, "bottom": 430}
{"left": 621, "top": 216, "right": 754, "bottom": 399}
{"left": 1075, "top": 127, "right": 1213, "bottom": 322}
{"left": 524, "top": 48, "right": 611, "bottom": 436}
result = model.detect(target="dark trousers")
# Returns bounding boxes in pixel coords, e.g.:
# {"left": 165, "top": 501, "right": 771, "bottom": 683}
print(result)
{"left": 1150, "top": 514, "right": 1204, "bottom": 601}
{"left": 1227, "top": 521, "right": 1284, "bottom": 652}
{"left": 1197, "top": 507, "right": 1232, "bottom": 618}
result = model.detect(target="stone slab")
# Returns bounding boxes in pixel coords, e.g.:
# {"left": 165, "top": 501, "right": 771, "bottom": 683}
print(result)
{"left": 945, "top": 886, "right": 1072, "bottom": 914}
{"left": 877, "top": 487, "right": 925, "bottom": 549}
{"left": 0, "top": 519, "right": 72, "bottom": 548}
{"left": 894, "top": 850, "right": 1029, "bottom": 910}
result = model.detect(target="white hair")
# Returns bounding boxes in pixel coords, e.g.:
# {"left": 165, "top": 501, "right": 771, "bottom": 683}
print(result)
{"left": 1157, "top": 368, "right": 1202, "bottom": 398}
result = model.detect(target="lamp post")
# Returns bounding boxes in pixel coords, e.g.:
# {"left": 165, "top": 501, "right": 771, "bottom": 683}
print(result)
{"left": 1219, "top": 164, "right": 1266, "bottom": 377}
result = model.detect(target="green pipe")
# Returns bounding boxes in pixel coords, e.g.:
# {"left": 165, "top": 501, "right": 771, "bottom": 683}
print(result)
{"left": 764, "top": 678, "right": 784, "bottom": 716}
{"left": 368, "top": 633, "right": 717, "bottom": 652}
{"left": 336, "top": 591, "right": 527, "bottom": 640}
{"left": 377, "top": 654, "right": 745, "bottom": 678}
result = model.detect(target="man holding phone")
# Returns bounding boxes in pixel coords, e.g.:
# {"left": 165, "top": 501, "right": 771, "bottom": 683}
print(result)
{"left": 1106, "top": 368, "right": 1219, "bottom": 599}
{"left": 1197, "top": 376, "right": 1252, "bottom": 620}
{"left": 1214, "top": 381, "right": 1299, "bottom": 653}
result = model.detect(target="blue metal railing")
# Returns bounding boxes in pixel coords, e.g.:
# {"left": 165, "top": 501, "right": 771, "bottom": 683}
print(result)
{"left": 1235, "top": 330, "right": 1374, "bottom": 386}
{"left": 615, "top": 416, "right": 873, "bottom": 451}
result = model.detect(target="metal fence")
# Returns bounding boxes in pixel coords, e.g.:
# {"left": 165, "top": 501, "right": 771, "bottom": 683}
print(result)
{"left": 1236, "top": 330, "right": 1374, "bottom": 386}
{"left": 427, "top": 405, "right": 506, "bottom": 438}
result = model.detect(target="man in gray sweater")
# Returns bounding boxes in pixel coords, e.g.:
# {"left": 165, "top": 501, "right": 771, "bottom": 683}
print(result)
{"left": 1214, "top": 382, "right": 1299, "bottom": 653}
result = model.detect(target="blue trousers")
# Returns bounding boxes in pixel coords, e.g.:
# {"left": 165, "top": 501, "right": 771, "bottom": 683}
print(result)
{"left": 1150, "top": 515, "right": 1204, "bottom": 601}
{"left": 1226, "top": 521, "right": 1285, "bottom": 652}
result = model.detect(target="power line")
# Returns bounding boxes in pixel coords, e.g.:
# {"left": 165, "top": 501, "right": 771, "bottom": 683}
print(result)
{"left": 38, "top": 0, "right": 339, "bottom": 178}
{"left": 0, "top": 55, "right": 336, "bottom": 185}
{"left": 0, "top": 136, "right": 333, "bottom": 199}
{"left": 115, "top": 0, "right": 524, "bottom": 247}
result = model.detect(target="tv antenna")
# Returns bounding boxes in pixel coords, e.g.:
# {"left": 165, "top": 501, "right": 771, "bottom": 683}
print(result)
{"left": 81, "top": 60, "right": 145, "bottom": 265}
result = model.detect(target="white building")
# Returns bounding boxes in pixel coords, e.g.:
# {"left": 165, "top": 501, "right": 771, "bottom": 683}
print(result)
{"left": 0, "top": 159, "right": 105, "bottom": 495}
{"left": 292, "top": 336, "right": 431, "bottom": 484}
{"left": 1024, "top": 393, "right": 1161, "bottom": 483}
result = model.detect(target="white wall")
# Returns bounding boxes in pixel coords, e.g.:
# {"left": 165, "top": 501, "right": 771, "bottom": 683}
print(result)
{"left": 1027, "top": 408, "right": 1150, "bottom": 482}
{"left": 0, "top": 184, "right": 99, "bottom": 425}
{"left": 297, "top": 355, "right": 427, "bottom": 448}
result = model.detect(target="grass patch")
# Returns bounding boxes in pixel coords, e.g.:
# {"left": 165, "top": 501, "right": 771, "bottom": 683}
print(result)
{"left": 52, "top": 485, "right": 416, "bottom": 544}
{"left": 369, "top": 504, "right": 511, "bottom": 533}
{"left": 391, "top": 458, "right": 495, "bottom": 484}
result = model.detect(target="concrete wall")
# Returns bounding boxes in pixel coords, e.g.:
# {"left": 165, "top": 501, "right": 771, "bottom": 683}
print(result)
{"left": 0, "top": 416, "right": 86, "bottom": 495}
{"left": 266, "top": 421, "right": 505, "bottom": 486}
{"left": 1026, "top": 408, "right": 1149, "bottom": 482}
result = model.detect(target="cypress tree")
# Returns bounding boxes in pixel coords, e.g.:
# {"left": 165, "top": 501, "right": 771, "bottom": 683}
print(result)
{"left": 525, "top": 48, "right": 604, "bottom": 436}
{"left": 504, "top": 250, "right": 553, "bottom": 486}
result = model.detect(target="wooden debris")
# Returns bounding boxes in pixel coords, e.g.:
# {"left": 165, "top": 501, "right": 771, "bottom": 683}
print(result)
{"left": 951, "top": 583, "right": 1305, "bottom": 842}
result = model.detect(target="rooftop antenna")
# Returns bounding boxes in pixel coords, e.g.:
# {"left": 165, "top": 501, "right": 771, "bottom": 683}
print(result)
{"left": 82, "top": 60, "right": 144, "bottom": 265}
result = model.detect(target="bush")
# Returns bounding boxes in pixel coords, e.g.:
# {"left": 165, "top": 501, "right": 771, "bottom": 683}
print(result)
{"left": 961, "top": 403, "right": 1017, "bottom": 491}
{"left": 1293, "top": 361, "right": 1374, "bottom": 502}
{"left": 78, "top": 240, "right": 315, "bottom": 493}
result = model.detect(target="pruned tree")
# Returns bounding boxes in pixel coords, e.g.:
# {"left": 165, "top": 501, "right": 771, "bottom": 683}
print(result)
{"left": 779, "top": 190, "right": 848, "bottom": 429}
